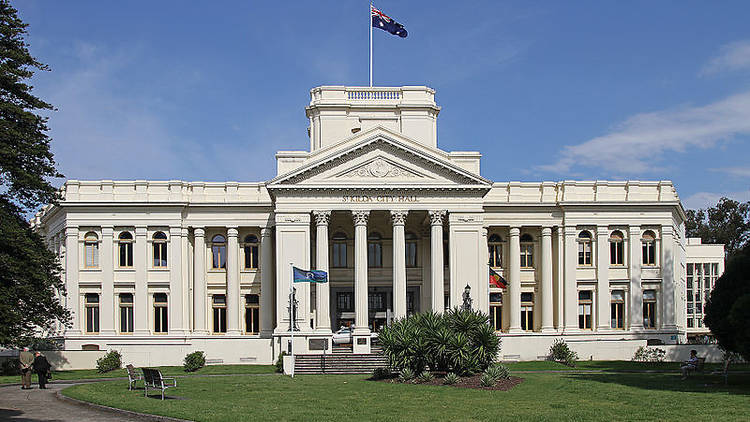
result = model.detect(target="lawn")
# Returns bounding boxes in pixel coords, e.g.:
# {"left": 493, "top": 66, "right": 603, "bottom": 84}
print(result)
{"left": 0, "top": 364, "right": 276, "bottom": 385}
{"left": 62, "top": 370, "right": 750, "bottom": 421}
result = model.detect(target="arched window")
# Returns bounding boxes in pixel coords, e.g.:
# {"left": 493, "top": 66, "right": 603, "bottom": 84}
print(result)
{"left": 520, "top": 234, "right": 534, "bottom": 268}
{"left": 577, "top": 230, "right": 592, "bottom": 266}
{"left": 368, "top": 232, "right": 382, "bottom": 267}
{"left": 642, "top": 230, "right": 656, "bottom": 266}
{"left": 332, "top": 232, "right": 347, "bottom": 268}
{"left": 84, "top": 232, "right": 99, "bottom": 268}
{"left": 609, "top": 230, "right": 624, "bottom": 266}
{"left": 118, "top": 232, "right": 133, "bottom": 268}
{"left": 488, "top": 234, "right": 503, "bottom": 268}
{"left": 212, "top": 234, "right": 227, "bottom": 269}
{"left": 152, "top": 231, "right": 168, "bottom": 267}
{"left": 243, "top": 234, "right": 259, "bottom": 270}
{"left": 405, "top": 232, "right": 418, "bottom": 268}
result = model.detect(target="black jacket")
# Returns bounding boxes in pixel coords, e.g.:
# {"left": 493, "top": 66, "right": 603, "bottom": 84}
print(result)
{"left": 32, "top": 355, "right": 51, "bottom": 373}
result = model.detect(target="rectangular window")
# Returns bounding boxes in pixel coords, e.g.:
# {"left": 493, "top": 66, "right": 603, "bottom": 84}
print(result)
{"left": 610, "top": 240, "right": 624, "bottom": 265}
{"left": 521, "top": 292, "right": 534, "bottom": 331}
{"left": 407, "top": 291, "right": 415, "bottom": 315}
{"left": 85, "top": 242, "right": 99, "bottom": 268}
{"left": 406, "top": 241, "right": 418, "bottom": 267}
{"left": 643, "top": 290, "right": 657, "bottom": 329}
{"left": 642, "top": 241, "right": 656, "bottom": 266}
{"left": 119, "top": 242, "right": 133, "bottom": 268}
{"left": 520, "top": 245, "right": 534, "bottom": 268}
{"left": 244, "top": 245, "right": 259, "bottom": 270}
{"left": 368, "top": 292, "right": 386, "bottom": 312}
{"left": 153, "top": 242, "right": 168, "bottom": 267}
{"left": 489, "top": 244, "right": 502, "bottom": 268}
{"left": 490, "top": 293, "right": 502, "bottom": 331}
{"left": 245, "top": 294, "right": 260, "bottom": 334}
{"left": 154, "top": 293, "right": 168, "bottom": 333}
{"left": 578, "top": 291, "right": 593, "bottom": 330}
{"left": 213, "top": 295, "right": 227, "bottom": 333}
{"left": 368, "top": 242, "right": 382, "bottom": 267}
{"left": 578, "top": 242, "right": 592, "bottom": 266}
{"left": 687, "top": 318, "right": 694, "bottom": 328}
{"left": 119, "top": 293, "right": 134, "bottom": 333}
{"left": 332, "top": 242, "right": 347, "bottom": 268}
{"left": 336, "top": 292, "right": 353, "bottom": 312}
{"left": 610, "top": 290, "right": 625, "bottom": 329}
{"left": 85, "top": 293, "right": 100, "bottom": 333}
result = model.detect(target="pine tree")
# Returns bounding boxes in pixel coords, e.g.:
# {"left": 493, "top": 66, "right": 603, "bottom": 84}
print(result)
{"left": 0, "top": 0, "right": 69, "bottom": 346}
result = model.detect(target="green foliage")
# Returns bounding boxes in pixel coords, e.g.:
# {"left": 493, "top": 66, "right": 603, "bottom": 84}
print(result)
{"left": 416, "top": 371, "right": 434, "bottom": 383}
{"left": 1, "top": 358, "right": 20, "bottom": 375}
{"left": 485, "top": 363, "right": 510, "bottom": 380}
{"left": 398, "top": 367, "right": 415, "bottom": 383}
{"left": 632, "top": 346, "right": 666, "bottom": 363}
{"left": 96, "top": 350, "right": 122, "bottom": 373}
{"left": 379, "top": 308, "right": 501, "bottom": 375}
{"left": 479, "top": 372, "right": 497, "bottom": 388}
{"left": 548, "top": 339, "right": 578, "bottom": 367}
{"left": 686, "top": 197, "right": 750, "bottom": 257}
{"left": 183, "top": 351, "right": 206, "bottom": 372}
{"left": 371, "top": 367, "right": 391, "bottom": 380}
{"left": 705, "top": 245, "right": 750, "bottom": 361}
{"left": 0, "top": 0, "right": 69, "bottom": 348}
{"left": 443, "top": 372, "right": 460, "bottom": 385}
{"left": 275, "top": 352, "right": 286, "bottom": 373}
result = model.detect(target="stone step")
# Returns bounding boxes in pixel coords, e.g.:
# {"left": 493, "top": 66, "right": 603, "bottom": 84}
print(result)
{"left": 293, "top": 352, "right": 390, "bottom": 374}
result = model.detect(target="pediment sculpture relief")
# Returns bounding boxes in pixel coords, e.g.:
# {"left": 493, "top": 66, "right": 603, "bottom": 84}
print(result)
{"left": 339, "top": 158, "right": 421, "bottom": 179}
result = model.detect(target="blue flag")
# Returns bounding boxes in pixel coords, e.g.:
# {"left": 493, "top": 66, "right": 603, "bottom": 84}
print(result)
{"left": 293, "top": 266, "right": 328, "bottom": 283}
{"left": 371, "top": 5, "right": 407, "bottom": 38}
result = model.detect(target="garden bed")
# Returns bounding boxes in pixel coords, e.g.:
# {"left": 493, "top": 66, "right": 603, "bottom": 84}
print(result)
{"left": 373, "top": 373, "right": 525, "bottom": 391}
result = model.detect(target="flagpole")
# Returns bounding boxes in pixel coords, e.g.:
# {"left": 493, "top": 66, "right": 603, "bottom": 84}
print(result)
{"left": 369, "top": 1, "right": 373, "bottom": 87}
{"left": 289, "top": 262, "right": 294, "bottom": 378}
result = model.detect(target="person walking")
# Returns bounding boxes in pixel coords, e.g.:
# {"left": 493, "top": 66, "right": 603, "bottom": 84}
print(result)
{"left": 19, "top": 347, "right": 34, "bottom": 390}
{"left": 32, "top": 352, "right": 51, "bottom": 389}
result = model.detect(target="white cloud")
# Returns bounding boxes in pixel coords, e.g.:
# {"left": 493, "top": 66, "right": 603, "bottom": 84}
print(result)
{"left": 537, "top": 90, "right": 750, "bottom": 175}
{"left": 710, "top": 166, "right": 750, "bottom": 178}
{"left": 682, "top": 189, "right": 750, "bottom": 210}
{"left": 702, "top": 40, "right": 750, "bottom": 75}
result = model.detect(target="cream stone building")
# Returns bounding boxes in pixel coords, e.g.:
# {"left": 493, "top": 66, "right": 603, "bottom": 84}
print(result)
{"left": 34, "top": 85, "right": 712, "bottom": 364}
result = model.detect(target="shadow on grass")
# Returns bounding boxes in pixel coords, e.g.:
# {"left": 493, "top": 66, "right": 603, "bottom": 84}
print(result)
{"left": 564, "top": 370, "right": 750, "bottom": 396}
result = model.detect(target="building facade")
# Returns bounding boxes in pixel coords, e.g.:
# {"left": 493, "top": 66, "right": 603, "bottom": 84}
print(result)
{"left": 683, "top": 238, "right": 725, "bottom": 341}
{"left": 34, "top": 86, "right": 708, "bottom": 364}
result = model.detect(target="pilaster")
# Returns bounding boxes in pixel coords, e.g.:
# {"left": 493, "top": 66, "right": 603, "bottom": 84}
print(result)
{"left": 563, "top": 226, "right": 579, "bottom": 333}
{"left": 193, "top": 228, "right": 208, "bottom": 335}
{"left": 629, "top": 226, "right": 643, "bottom": 330}
{"left": 540, "top": 226, "right": 554, "bottom": 332}
{"left": 596, "top": 225, "right": 610, "bottom": 331}
{"left": 226, "top": 227, "right": 241, "bottom": 335}
{"left": 100, "top": 226, "right": 116, "bottom": 335}
{"left": 65, "top": 226, "right": 81, "bottom": 335}
{"left": 260, "top": 226, "right": 275, "bottom": 337}
{"left": 169, "top": 226, "right": 185, "bottom": 334}
{"left": 508, "top": 226, "right": 522, "bottom": 332}
{"left": 134, "top": 226, "right": 149, "bottom": 335}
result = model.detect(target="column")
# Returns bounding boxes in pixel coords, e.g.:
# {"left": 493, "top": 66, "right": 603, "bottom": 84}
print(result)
{"left": 596, "top": 226, "right": 610, "bottom": 331}
{"left": 628, "top": 226, "right": 643, "bottom": 330}
{"left": 181, "top": 228, "right": 190, "bottom": 336}
{"left": 314, "top": 212, "right": 332, "bottom": 332}
{"left": 193, "top": 228, "right": 208, "bottom": 334}
{"left": 555, "top": 227, "right": 564, "bottom": 330}
{"left": 65, "top": 226, "right": 81, "bottom": 335}
{"left": 661, "top": 225, "right": 676, "bottom": 329}
{"left": 429, "top": 210, "right": 445, "bottom": 312}
{"left": 352, "top": 210, "right": 371, "bottom": 354}
{"left": 563, "top": 226, "right": 579, "bottom": 332}
{"left": 260, "top": 227, "right": 275, "bottom": 337}
{"left": 169, "top": 226, "right": 185, "bottom": 334}
{"left": 391, "top": 210, "right": 408, "bottom": 319}
{"left": 508, "top": 227, "right": 522, "bottom": 332}
{"left": 540, "top": 227, "right": 554, "bottom": 332}
{"left": 226, "top": 227, "right": 241, "bottom": 335}
{"left": 134, "top": 226, "right": 149, "bottom": 335}
{"left": 100, "top": 226, "right": 115, "bottom": 335}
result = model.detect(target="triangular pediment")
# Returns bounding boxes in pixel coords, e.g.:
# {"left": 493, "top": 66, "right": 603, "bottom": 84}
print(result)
{"left": 267, "top": 127, "right": 491, "bottom": 190}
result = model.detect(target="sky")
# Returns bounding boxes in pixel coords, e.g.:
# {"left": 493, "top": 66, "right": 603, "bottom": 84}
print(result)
{"left": 17, "top": 1, "right": 750, "bottom": 210}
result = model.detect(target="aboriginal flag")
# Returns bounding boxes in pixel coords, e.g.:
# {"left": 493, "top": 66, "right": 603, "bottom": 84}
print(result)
{"left": 489, "top": 267, "right": 507, "bottom": 289}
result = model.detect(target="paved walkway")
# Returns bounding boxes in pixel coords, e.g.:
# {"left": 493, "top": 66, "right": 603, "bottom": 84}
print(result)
{"left": 0, "top": 383, "right": 143, "bottom": 422}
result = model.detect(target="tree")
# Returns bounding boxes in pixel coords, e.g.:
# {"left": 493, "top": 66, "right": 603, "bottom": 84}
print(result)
{"left": 0, "top": 0, "right": 68, "bottom": 346}
{"left": 704, "top": 245, "right": 750, "bottom": 361}
{"left": 685, "top": 197, "right": 750, "bottom": 257}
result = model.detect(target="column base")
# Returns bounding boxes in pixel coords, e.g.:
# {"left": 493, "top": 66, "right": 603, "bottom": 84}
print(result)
{"left": 192, "top": 330, "right": 210, "bottom": 336}
{"left": 540, "top": 327, "right": 556, "bottom": 334}
{"left": 562, "top": 326, "right": 581, "bottom": 335}
{"left": 596, "top": 326, "right": 610, "bottom": 332}
{"left": 227, "top": 329, "right": 242, "bottom": 336}
{"left": 133, "top": 329, "right": 151, "bottom": 336}
{"left": 507, "top": 327, "right": 524, "bottom": 334}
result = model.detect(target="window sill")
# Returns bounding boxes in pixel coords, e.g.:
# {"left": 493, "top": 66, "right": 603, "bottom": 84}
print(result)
{"left": 609, "top": 265, "right": 626, "bottom": 269}
{"left": 115, "top": 268, "right": 135, "bottom": 272}
{"left": 576, "top": 266, "right": 595, "bottom": 269}
{"left": 240, "top": 269, "right": 259, "bottom": 273}
{"left": 81, "top": 268, "right": 101, "bottom": 272}
{"left": 149, "top": 268, "right": 170, "bottom": 272}
{"left": 208, "top": 269, "right": 227, "bottom": 273}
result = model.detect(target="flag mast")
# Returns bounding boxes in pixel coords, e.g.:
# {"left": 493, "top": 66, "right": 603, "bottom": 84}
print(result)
{"left": 369, "top": 1, "right": 373, "bottom": 87}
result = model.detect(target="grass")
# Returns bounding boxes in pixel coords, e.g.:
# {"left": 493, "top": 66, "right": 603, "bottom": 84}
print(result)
{"left": 61, "top": 370, "right": 750, "bottom": 421}
{"left": 0, "top": 364, "right": 276, "bottom": 385}
{"left": 504, "top": 360, "right": 750, "bottom": 372}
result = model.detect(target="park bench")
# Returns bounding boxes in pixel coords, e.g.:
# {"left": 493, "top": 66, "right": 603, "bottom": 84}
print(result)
{"left": 126, "top": 364, "right": 142, "bottom": 390}
{"left": 684, "top": 357, "right": 706, "bottom": 377}
{"left": 141, "top": 368, "right": 177, "bottom": 400}
{"left": 710, "top": 358, "right": 730, "bottom": 385}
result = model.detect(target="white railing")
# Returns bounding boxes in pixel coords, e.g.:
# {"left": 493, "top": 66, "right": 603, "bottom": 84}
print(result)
{"left": 346, "top": 90, "right": 401, "bottom": 100}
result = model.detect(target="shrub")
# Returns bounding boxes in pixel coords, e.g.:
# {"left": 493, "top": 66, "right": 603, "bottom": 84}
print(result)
{"left": 632, "top": 346, "right": 666, "bottom": 363}
{"left": 398, "top": 367, "right": 415, "bottom": 383}
{"left": 548, "top": 339, "right": 578, "bottom": 367}
{"left": 443, "top": 372, "right": 460, "bottom": 385}
{"left": 372, "top": 367, "right": 391, "bottom": 380}
{"left": 479, "top": 372, "right": 497, "bottom": 388}
{"left": 485, "top": 363, "right": 510, "bottom": 380}
{"left": 275, "top": 351, "right": 286, "bottom": 373}
{"left": 96, "top": 350, "right": 122, "bottom": 373}
{"left": 379, "top": 308, "right": 501, "bottom": 375}
{"left": 1, "top": 359, "right": 20, "bottom": 375}
{"left": 183, "top": 351, "right": 206, "bottom": 372}
{"left": 416, "top": 371, "right": 434, "bottom": 383}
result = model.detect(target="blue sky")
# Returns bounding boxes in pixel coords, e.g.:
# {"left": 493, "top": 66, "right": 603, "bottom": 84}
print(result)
{"left": 18, "top": 1, "right": 750, "bottom": 209}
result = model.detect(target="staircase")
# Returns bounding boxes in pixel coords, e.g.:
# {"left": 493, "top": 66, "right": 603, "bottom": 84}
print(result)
{"left": 294, "top": 351, "right": 389, "bottom": 374}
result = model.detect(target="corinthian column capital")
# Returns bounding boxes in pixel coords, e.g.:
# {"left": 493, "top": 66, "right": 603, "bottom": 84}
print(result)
{"left": 428, "top": 210, "right": 446, "bottom": 226}
{"left": 390, "top": 210, "right": 408, "bottom": 226}
{"left": 313, "top": 210, "right": 331, "bottom": 226}
{"left": 352, "top": 210, "right": 370, "bottom": 226}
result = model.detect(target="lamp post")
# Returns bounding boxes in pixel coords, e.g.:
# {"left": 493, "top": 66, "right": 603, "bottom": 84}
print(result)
{"left": 462, "top": 284, "right": 473, "bottom": 311}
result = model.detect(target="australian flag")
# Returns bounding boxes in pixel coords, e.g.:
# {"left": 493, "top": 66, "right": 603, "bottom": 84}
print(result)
{"left": 371, "top": 5, "right": 407, "bottom": 38}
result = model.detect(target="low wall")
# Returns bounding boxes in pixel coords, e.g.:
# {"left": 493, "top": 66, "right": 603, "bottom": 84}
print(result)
{"left": 649, "top": 344, "right": 724, "bottom": 363}
{"left": 500, "top": 335, "right": 648, "bottom": 361}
